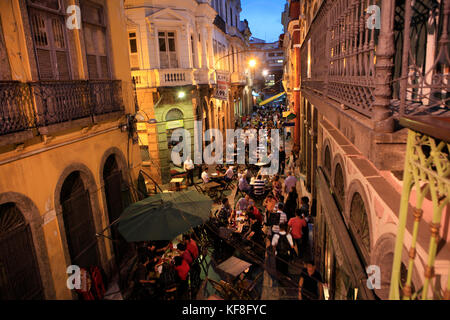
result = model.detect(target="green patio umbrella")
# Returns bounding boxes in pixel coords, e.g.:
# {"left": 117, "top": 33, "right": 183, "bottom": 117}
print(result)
{"left": 117, "top": 190, "right": 213, "bottom": 242}
{"left": 286, "top": 112, "right": 296, "bottom": 121}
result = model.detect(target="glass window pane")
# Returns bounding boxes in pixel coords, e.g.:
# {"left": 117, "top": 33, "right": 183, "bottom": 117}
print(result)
{"left": 159, "top": 37, "right": 166, "bottom": 52}
{"left": 168, "top": 38, "right": 175, "bottom": 52}
{"left": 130, "top": 39, "right": 137, "bottom": 53}
{"left": 129, "top": 32, "right": 136, "bottom": 38}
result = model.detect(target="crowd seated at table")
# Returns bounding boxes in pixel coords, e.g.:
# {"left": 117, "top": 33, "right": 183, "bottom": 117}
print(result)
{"left": 133, "top": 233, "right": 200, "bottom": 299}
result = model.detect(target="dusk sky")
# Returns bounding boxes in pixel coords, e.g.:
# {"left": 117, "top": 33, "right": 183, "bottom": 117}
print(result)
{"left": 241, "top": 0, "right": 287, "bottom": 43}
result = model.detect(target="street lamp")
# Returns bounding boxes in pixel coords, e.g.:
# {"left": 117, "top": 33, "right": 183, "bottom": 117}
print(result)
{"left": 248, "top": 59, "right": 257, "bottom": 68}
{"left": 177, "top": 91, "right": 186, "bottom": 99}
{"left": 262, "top": 69, "right": 269, "bottom": 77}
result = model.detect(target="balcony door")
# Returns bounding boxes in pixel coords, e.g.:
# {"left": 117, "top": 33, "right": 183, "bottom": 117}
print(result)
{"left": 158, "top": 31, "right": 178, "bottom": 69}
{"left": 28, "top": 1, "right": 71, "bottom": 80}
{"left": 80, "top": 0, "right": 110, "bottom": 79}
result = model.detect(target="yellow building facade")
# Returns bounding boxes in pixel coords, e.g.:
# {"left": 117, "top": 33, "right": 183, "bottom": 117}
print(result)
{"left": 0, "top": 0, "right": 141, "bottom": 299}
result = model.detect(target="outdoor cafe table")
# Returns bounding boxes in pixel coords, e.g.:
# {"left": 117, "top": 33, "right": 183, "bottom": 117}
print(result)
{"left": 169, "top": 177, "right": 184, "bottom": 191}
{"left": 216, "top": 256, "right": 252, "bottom": 280}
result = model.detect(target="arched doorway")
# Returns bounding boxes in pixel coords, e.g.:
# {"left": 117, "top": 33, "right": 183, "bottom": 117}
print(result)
{"left": 0, "top": 202, "right": 44, "bottom": 299}
{"left": 103, "top": 155, "right": 133, "bottom": 267}
{"left": 60, "top": 172, "right": 100, "bottom": 268}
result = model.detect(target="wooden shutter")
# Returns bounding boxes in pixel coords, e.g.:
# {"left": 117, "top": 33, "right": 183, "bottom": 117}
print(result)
{"left": 29, "top": 7, "right": 70, "bottom": 80}
{"left": 81, "top": 0, "right": 110, "bottom": 79}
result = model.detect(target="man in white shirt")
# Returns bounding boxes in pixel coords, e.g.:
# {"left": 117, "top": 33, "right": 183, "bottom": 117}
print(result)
{"left": 183, "top": 156, "right": 195, "bottom": 186}
{"left": 271, "top": 223, "right": 295, "bottom": 276}
{"left": 201, "top": 167, "right": 210, "bottom": 184}
{"left": 224, "top": 166, "right": 234, "bottom": 183}
{"left": 284, "top": 171, "right": 297, "bottom": 194}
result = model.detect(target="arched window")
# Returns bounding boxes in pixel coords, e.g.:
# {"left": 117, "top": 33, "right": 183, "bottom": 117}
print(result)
{"left": 349, "top": 192, "right": 371, "bottom": 259}
{"left": 324, "top": 145, "right": 331, "bottom": 175}
{"left": 165, "top": 108, "right": 184, "bottom": 121}
{"left": 334, "top": 163, "right": 345, "bottom": 210}
{"left": 0, "top": 202, "right": 43, "bottom": 299}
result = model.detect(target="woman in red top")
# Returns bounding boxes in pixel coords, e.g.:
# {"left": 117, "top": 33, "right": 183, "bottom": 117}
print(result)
{"left": 183, "top": 234, "right": 199, "bottom": 260}
{"left": 174, "top": 256, "right": 190, "bottom": 281}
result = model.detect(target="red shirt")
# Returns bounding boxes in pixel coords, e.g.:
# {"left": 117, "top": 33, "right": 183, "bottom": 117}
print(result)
{"left": 187, "top": 239, "right": 199, "bottom": 260}
{"left": 253, "top": 207, "right": 263, "bottom": 224}
{"left": 288, "top": 217, "right": 307, "bottom": 239}
{"left": 175, "top": 260, "right": 190, "bottom": 281}
{"left": 182, "top": 250, "right": 193, "bottom": 266}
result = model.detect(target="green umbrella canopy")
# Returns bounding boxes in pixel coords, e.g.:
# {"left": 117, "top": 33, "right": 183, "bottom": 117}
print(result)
{"left": 117, "top": 190, "right": 213, "bottom": 242}
{"left": 286, "top": 112, "right": 296, "bottom": 121}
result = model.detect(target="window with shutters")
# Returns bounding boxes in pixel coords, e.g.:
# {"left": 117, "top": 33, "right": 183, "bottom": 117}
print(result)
{"left": 28, "top": 1, "right": 71, "bottom": 80}
{"left": 128, "top": 31, "right": 139, "bottom": 70}
{"left": 81, "top": 0, "right": 110, "bottom": 79}
{"left": 158, "top": 31, "right": 178, "bottom": 69}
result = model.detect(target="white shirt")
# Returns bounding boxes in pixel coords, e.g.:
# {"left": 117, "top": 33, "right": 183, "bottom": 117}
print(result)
{"left": 183, "top": 159, "right": 194, "bottom": 171}
{"left": 284, "top": 175, "right": 297, "bottom": 193}
{"left": 201, "top": 171, "right": 209, "bottom": 183}
{"left": 225, "top": 167, "right": 234, "bottom": 179}
{"left": 272, "top": 232, "right": 294, "bottom": 255}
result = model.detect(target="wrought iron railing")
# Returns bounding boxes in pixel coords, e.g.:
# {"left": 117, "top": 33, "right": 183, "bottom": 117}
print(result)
{"left": 0, "top": 81, "right": 36, "bottom": 136}
{"left": 389, "top": 117, "right": 450, "bottom": 300}
{"left": 0, "top": 80, "right": 124, "bottom": 135}
{"left": 301, "top": 0, "right": 449, "bottom": 120}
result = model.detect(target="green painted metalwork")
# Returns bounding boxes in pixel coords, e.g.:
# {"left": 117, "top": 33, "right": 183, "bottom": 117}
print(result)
{"left": 389, "top": 129, "right": 450, "bottom": 300}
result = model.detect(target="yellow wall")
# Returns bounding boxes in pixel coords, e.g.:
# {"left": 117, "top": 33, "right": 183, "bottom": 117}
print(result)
{"left": 0, "top": 0, "right": 141, "bottom": 299}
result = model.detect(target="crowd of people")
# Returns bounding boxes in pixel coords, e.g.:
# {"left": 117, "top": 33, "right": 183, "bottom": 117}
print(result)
{"left": 205, "top": 106, "right": 322, "bottom": 299}
{"left": 134, "top": 234, "right": 200, "bottom": 299}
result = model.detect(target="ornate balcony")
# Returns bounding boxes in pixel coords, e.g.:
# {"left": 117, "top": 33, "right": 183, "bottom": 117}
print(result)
{"left": 0, "top": 81, "right": 36, "bottom": 136}
{"left": 301, "top": 0, "right": 450, "bottom": 121}
{"left": 133, "top": 69, "right": 196, "bottom": 88}
{"left": 0, "top": 80, "right": 124, "bottom": 144}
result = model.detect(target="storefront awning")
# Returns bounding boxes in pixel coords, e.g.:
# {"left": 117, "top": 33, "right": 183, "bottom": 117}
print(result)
{"left": 258, "top": 92, "right": 286, "bottom": 106}
{"left": 316, "top": 168, "right": 376, "bottom": 300}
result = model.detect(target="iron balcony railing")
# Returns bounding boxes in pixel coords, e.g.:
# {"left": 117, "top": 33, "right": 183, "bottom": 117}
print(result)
{"left": 301, "top": 0, "right": 450, "bottom": 120}
{"left": 0, "top": 81, "right": 36, "bottom": 136}
{"left": 389, "top": 116, "right": 450, "bottom": 300}
{"left": 0, "top": 79, "right": 124, "bottom": 135}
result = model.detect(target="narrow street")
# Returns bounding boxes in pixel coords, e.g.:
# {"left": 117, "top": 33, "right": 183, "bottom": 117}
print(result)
{"left": 0, "top": 0, "right": 448, "bottom": 306}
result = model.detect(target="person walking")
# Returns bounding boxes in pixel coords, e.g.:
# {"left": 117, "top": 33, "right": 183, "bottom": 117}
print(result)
{"left": 271, "top": 223, "right": 294, "bottom": 277}
{"left": 288, "top": 209, "right": 307, "bottom": 259}
{"left": 284, "top": 187, "right": 298, "bottom": 220}
{"left": 279, "top": 146, "right": 286, "bottom": 175}
{"left": 298, "top": 260, "right": 324, "bottom": 300}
